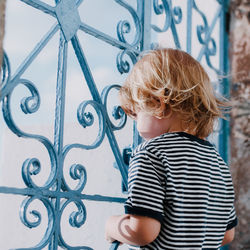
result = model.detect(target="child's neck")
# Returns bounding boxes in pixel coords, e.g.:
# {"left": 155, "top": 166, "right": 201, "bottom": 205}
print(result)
{"left": 165, "top": 113, "right": 203, "bottom": 139}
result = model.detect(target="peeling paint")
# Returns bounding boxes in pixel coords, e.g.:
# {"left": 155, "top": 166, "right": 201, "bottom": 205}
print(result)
{"left": 230, "top": 1, "right": 250, "bottom": 249}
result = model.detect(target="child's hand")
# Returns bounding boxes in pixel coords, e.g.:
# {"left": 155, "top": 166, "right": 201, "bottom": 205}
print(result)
{"left": 105, "top": 214, "right": 130, "bottom": 245}
{"left": 105, "top": 215, "right": 118, "bottom": 243}
{"left": 105, "top": 233, "right": 116, "bottom": 243}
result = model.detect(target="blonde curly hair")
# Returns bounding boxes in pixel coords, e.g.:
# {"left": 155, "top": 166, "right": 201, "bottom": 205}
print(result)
{"left": 119, "top": 48, "right": 229, "bottom": 138}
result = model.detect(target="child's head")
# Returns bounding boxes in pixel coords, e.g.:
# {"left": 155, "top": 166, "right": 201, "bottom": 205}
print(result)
{"left": 119, "top": 48, "right": 228, "bottom": 138}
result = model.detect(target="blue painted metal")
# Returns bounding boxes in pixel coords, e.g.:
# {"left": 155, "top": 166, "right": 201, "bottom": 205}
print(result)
{"left": 110, "top": 241, "right": 121, "bottom": 250}
{"left": 218, "top": 0, "right": 230, "bottom": 164}
{"left": 186, "top": 0, "right": 193, "bottom": 54}
{"left": 0, "top": 0, "right": 230, "bottom": 249}
{"left": 55, "top": 0, "right": 81, "bottom": 42}
{"left": 152, "top": 0, "right": 182, "bottom": 49}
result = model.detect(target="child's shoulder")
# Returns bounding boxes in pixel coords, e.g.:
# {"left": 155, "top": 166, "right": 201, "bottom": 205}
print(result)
{"left": 132, "top": 132, "right": 182, "bottom": 155}
{"left": 133, "top": 132, "right": 214, "bottom": 156}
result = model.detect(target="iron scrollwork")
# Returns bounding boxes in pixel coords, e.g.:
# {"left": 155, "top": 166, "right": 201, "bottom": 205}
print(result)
{"left": 2, "top": 77, "right": 58, "bottom": 190}
{"left": 1, "top": 66, "right": 58, "bottom": 249}
{"left": 115, "top": 0, "right": 142, "bottom": 47}
{"left": 0, "top": 51, "right": 11, "bottom": 90}
{"left": 116, "top": 49, "right": 138, "bottom": 74}
{"left": 101, "top": 84, "right": 127, "bottom": 131}
{"left": 115, "top": 0, "right": 141, "bottom": 74}
{"left": 0, "top": 0, "right": 228, "bottom": 249}
{"left": 19, "top": 196, "right": 55, "bottom": 249}
{"left": 58, "top": 198, "right": 92, "bottom": 250}
{"left": 151, "top": 0, "right": 182, "bottom": 49}
{"left": 152, "top": 0, "right": 182, "bottom": 32}
{"left": 193, "top": 0, "right": 222, "bottom": 74}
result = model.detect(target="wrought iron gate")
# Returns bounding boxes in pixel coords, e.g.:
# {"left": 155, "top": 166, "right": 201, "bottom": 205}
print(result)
{"left": 0, "top": 0, "right": 230, "bottom": 249}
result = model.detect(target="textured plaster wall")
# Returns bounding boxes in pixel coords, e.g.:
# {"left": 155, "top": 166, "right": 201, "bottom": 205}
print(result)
{"left": 229, "top": 0, "right": 250, "bottom": 249}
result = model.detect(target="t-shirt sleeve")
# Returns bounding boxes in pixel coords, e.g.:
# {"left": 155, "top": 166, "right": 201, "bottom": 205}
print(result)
{"left": 226, "top": 205, "right": 238, "bottom": 230}
{"left": 124, "top": 147, "right": 165, "bottom": 223}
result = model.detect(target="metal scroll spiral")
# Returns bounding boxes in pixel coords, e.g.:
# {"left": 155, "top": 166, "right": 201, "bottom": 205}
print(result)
{"left": 58, "top": 198, "right": 92, "bottom": 250}
{"left": 115, "top": 0, "right": 141, "bottom": 74}
{"left": 76, "top": 100, "right": 107, "bottom": 148}
{"left": 0, "top": 51, "right": 11, "bottom": 89}
{"left": 193, "top": 0, "right": 219, "bottom": 73}
{"left": 62, "top": 100, "right": 106, "bottom": 191}
{"left": 63, "top": 100, "right": 106, "bottom": 159}
{"left": 61, "top": 99, "right": 104, "bottom": 203}
{"left": 116, "top": 49, "right": 138, "bottom": 74}
{"left": 151, "top": 0, "right": 182, "bottom": 33}
{"left": 19, "top": 196, "right": 55, "bottom": 249}
{"left": 2, "top": 78, "right": 58, "bottom": 191}
{"left": 115, "top": 0, "right": 142, "bottom": 47}
{"left": 61, "top": 163, "right": 87, "bottom": 193}
{"left": 101, "top": 84, "right": 127, "bottom": 131}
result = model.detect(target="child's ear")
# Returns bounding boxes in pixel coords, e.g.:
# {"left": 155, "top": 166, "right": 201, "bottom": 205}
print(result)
{"left": 163, "top": 106, "right": 172, "bottom": 118}
{"left": 156, "top": 101, "right": 172, "bottom": 119}
{"left": 157, "top": 98, "right": 172, "bottom": 119}
{"left": 159, "top": 97, "right": 172, "bottom": 118}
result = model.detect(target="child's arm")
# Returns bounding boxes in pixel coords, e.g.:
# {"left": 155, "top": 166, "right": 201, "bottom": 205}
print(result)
{"left": 221, "top": 227, "right": 235, "bottom": 246}
{"left": 105, "top": 214, "right": 161, "bottom": 246}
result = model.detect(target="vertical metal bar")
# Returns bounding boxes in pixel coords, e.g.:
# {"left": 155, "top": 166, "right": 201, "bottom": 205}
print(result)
{"left": 139, "top": 0, "right": 152, "bottom": 51}
{"left": 54, "top": 38, "right": 67, "bottom": 155}
{"left": 170, "top": 21, "right": 181, "bottom": 49}
{"left": 186, "top": 0, "right": 193, "bottom": 54}
{"left": 50, "top": 33, "right": 68, "bottom": 249}
{"left": 110, "top": 241, "right": 120, "bottom": 250}
{"left": 218, "top": 0, "right": 230, "bottom": 163}
{"left": 132, "top": 0, "right": 152, "bottom": 149}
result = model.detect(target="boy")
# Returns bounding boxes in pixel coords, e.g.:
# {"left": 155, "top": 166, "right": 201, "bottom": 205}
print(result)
{"left": 105, "top": 49, "right": 237, "bottom": 249}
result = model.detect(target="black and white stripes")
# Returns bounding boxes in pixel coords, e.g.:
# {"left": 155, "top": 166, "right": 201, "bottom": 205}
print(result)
{"left": 125, "top": 132, "right": 237, "bottom": 250}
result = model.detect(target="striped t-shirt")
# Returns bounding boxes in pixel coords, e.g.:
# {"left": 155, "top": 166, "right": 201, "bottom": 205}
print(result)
{"left": 125, "top": 132, "right": 237, "bottom": 250}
